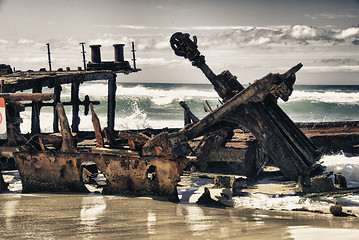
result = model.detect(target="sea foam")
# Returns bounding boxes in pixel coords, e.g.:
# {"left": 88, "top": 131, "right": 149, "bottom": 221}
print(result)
{"left": 117, "top": 84, "right": 219, "bottom": 105}
{"left": 288, "top": 90, "right": 359, "bottom": 105}
{"left": 321, "top": 153, "right": 359, "bottom": 188}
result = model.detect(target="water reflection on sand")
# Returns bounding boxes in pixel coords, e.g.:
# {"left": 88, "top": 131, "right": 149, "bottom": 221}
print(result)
{"left": 80, "top": 195, "right": 106, "bottom": 239}
{"left": 1, "top": 193, "right": 359, "bottom": 239}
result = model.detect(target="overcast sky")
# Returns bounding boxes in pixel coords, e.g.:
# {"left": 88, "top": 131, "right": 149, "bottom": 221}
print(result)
{"left": 0, "top": 0, "right": 358, "bottom": 84}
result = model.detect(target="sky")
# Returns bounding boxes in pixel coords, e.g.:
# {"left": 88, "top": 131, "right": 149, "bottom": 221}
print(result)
{"left": 0, "top": 0, "right": 358, "bottom": 84}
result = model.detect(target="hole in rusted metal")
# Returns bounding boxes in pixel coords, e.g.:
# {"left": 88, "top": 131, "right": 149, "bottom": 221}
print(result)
{"left": 80, "top": 162, "right": 106, "bottom": 193}
{"left": 146, "top": 165, "right": 157, "bottom": 180}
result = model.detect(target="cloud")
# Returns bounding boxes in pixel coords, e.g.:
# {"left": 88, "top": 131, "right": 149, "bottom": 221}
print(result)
{"left": 0, "top": 39, "right": 9, "bottom": 44}
{"left": 335, "top": 27, "right": 359, "bottom": 39}
{"left": 93, "top": 24, "right": 111, "bottom": 29}
{"left": 97, "top": 34, "right": 170, "bottom": 51}
{"left": 157, "top": 5, "right": 169, "bottom": 10}
{"left": 94, "top": 24, "right": 160, "bottom": 30}
{"left": 193, "top": 25, "right": 359, "bottom": 48}
{"left": 115, "top": 25, "right": 160, "bottom": 30}
{"left": 190, "top": 26, "right": 251, "bottom": 31}
{"left": 2, "top": 25, "right": 359, "bottom": 55}
{"left": 320, "top": 13, "right": 358, "bottom": 19}
{"left": 320, "top": 58, "right": 359, "bottom": 65}
{"left": 17, "top": 38, "right": 35, "bottom": 45}
{"left": 304, "top": 14, "right": 317, "bottom": 20}
{"left": 89, "top": 35, "right": 130, "bottom": 48}
{"left": 89, "top": 24, "right": 359, "bottom": 48}
{"left": 306, "top": 8, "right": 358, "bottom": 21}
{"left": 303, "top": 65, "right": 359, "bottom": 73}
{"left": 290, "top": 25, "right": 317, "bottom": 39}
{"left": 137, "top": 57, "right": 182, "bottom": 66}
{"left": 2, "top": 24, "right": 359, "bottom": 73}
{"left": 8, "top": 56, "right": 47, "bottom": 64}
{"left": 248, "top": 37, "right": 271, "bottom": 46}
{"left": 154, "top": 41, "right": 170, "bottom": 50}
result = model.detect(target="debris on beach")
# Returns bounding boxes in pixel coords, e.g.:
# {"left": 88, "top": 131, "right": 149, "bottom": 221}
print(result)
{"left": 0, "top": 165, "right": 9, "bottom": 192}
{"left": 330, "top": 200, "right": 357, "bottom": 217}
{"left": 196, "top": 187, "right": 225, "bottom": 207}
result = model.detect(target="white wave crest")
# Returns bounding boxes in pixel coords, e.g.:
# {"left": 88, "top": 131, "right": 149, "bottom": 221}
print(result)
{"left": 115, "top": 102, "right": 151, "bottom": 130}
{"left": 61, "top": 83, "right": 219, "bottom": 105}
{"left": 288, "top": 90, "right": 359, "bottom": 105}
{"left": 321, "top": 153, "right": 359, "bottom": 188}
{"left": 117, "top": 85, "right": 218, "bottom": 105}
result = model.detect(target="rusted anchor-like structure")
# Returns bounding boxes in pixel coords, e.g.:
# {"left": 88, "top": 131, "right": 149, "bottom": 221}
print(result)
{"left": 144, "top": 32, "right": 321, "bottom": 180}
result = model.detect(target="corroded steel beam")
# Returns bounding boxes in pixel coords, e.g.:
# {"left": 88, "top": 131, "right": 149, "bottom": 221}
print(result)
{"left": 56, "top": 103, "right": 78, "bottom": 153}
{"left": 90, "top": 103, "right": 104, "bottom": 147}
{"left": 0, "top": 93, "right": 55, "bottom": 102}
{"left": 0, "top": 71, "right": 116, "bottom": 93}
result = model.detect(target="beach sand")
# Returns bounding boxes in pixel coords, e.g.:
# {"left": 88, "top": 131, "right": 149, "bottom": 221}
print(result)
{"left": 1, "top": 170, "right": 359, "bottom": 239}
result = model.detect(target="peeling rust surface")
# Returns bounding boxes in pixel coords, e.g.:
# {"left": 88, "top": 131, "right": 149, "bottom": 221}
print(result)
{"left": 13, "top": 149, "right": 183, "bottom": 200}
{"left": 94, "top": 154, "right": 182, "bottom": 201}
{"left": 13, "top": 151, "right": 88, "bottom": 193}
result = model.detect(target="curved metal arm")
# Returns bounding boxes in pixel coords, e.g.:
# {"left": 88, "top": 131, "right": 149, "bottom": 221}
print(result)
{"left": 170, "top": 32, "right": 241, "bottom": 99}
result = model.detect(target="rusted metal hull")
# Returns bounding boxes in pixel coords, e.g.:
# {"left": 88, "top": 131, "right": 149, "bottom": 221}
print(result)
{"left": 14, "top": 151, "right": 89, "bottom": 193}
{"left": 13, "top": 151, "right": 182, "bottom": 200}
{"left": 95, "top": 154, "right": 181, "bottom": 201}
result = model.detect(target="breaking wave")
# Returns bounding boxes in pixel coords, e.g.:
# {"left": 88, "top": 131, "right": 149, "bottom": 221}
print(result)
{"left": 321, "top": 153, "right": 359, "bottom": 188}
{"left": 286, "top": 90, "right": 359, "bottom": 105}
{"left": 18, "top": 83, "right": 359, "bottom": 133}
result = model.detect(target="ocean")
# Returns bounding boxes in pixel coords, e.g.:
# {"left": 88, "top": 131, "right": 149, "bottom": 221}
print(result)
{"left": 2, "top": 82, "right": 359, "bottom": 239}
{"left": 19, "top": 82, "right": 359, "bottom": 133}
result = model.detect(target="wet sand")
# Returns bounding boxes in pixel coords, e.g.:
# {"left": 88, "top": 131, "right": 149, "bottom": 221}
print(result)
{"left": 1, "top": 171, "right": 359, "bottom": 239}
{"left": 1, "top": 192, "right": 359, "bottom": 239}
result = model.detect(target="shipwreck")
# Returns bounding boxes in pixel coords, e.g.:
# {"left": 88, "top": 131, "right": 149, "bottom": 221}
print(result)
{"left": 1, "top": 34, "right": 359, "bottom": 201}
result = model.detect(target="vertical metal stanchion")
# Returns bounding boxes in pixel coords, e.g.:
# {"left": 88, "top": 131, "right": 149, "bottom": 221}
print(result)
{"left": 46, "top": 43, "right": 52, "bottom": 71}
{"left": 131, "top": 42, "right": 137, "bottom": 71}
{"left": 79, "top": 42, "right": 87, "bottom": 71}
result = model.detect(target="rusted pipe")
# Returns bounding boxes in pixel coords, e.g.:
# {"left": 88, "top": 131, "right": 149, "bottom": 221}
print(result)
{"left": 90, "top": 45, "right": 102, "bottom": 63}
{"left": 113, "top": 44, "right": 125, "bottom": 62}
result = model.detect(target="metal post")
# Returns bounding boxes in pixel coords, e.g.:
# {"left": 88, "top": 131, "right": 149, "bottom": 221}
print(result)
{"left": 53, "top": 84, "right": 62, "bottom": 133}
{"left": 131, "top": 42, "right": 137, "bottom": 70}
{"left": 46, "top": 43, "right": 52, "bottom": 71}
{"left": 71, "top": 82, "right": 80, "bottom": 133}
{"left": 79, "top": 42, "right": 87, "bottom": 71}
{"left": 31, "top": 83, "right": 42, "bottom": 134}
{"left": 107, "top": 74, "right": 117, "bottom": 130}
